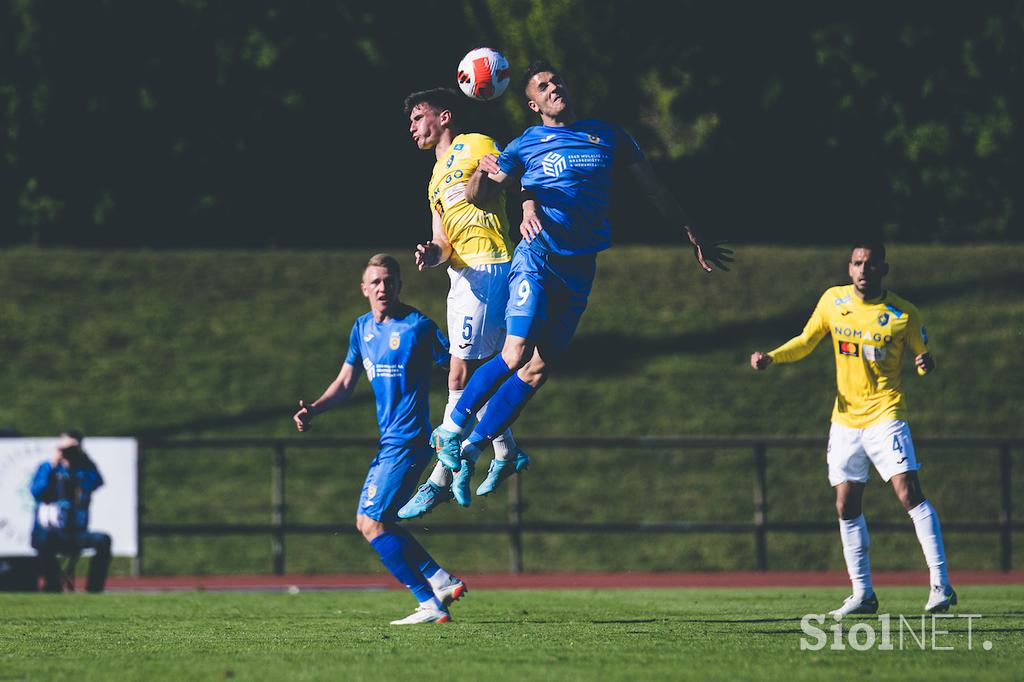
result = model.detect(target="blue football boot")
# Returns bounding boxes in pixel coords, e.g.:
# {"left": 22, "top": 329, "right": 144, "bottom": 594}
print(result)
{"left": 475, "top": 450, "right": 530, "bottom": 497}
{"left": 398, "top": 482, "right": 453, "bottom": 520}
{"left": 452, "top": 458, "right": 476, "bottom": 507}
{"left": 430, "top": 426, "right": 463, "bottom": 471}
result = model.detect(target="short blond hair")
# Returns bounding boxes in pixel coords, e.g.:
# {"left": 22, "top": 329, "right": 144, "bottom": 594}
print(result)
{"left": 364, "top": 253, "right": 401, "bottom": 280}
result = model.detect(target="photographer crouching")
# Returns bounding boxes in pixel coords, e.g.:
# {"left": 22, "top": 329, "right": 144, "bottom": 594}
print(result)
{"left": 29, "top": 430, "right": 111, "bottom": 593}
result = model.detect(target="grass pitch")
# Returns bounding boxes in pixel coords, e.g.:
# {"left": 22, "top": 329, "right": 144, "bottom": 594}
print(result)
{"left": 2, "top": 585, "right": 1021, "bottom": 681}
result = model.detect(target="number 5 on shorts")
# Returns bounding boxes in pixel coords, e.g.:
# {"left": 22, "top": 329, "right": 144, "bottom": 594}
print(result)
{"left": 517, "top": 280, "right": 531, "bottom": 306}
{"left": 462, "top": 316, "right": 473, "bottom": 341}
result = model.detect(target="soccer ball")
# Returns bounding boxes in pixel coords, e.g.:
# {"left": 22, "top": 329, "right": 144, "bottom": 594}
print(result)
{"left": 456, "top": 47, "right": 510, "bottom": 101}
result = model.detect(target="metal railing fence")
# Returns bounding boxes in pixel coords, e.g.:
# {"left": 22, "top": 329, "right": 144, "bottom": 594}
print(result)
{"left": 133, "top": 436, "right": 1023, "bottom": 576}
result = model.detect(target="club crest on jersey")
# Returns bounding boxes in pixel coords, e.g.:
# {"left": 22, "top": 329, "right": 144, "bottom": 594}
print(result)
{"left": 838, "top": 340, "right": 859, "bottom": 357}
{"left": 389, "top": 332, "right": 401, "bottom": 350}
{"left": 366, "top": 484, "right": 377, "bottom": 500}
{"left": 587, "top": 134, "right": 601, "bottom": 144}
{"left": 877, "top": 312, "right": 890, "bottom": 326}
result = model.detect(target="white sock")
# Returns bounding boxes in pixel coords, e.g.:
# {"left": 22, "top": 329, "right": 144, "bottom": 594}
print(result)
{"left": 428, "top": 461, "right": 453, "bottom": 487}
{"left": 462, "top": 441, "right": 482, "bottom": 464}
{"left": 838, "top": 514, "right": 873, "bottom": 597}
{"left": 424, "top": 566, "right": 452, "bottom": 590}
{"left": 908, "top": 500, "right": 949, "bottom": 587}
{"left": 440, "top": 389, "right": 465, "bottom": 433}
{"left": 418, "top": 595, "right": 445, "bottom": 611}
{"left": 491, "top": 428, "right": 516, "bottom": 461}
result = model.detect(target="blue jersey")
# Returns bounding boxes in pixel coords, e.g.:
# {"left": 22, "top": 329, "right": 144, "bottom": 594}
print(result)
{"left": 497, "top": 120, "right": 644, "bottom": 256}
{"left": 345, "top": 306, "right": 449, "bottom": 447}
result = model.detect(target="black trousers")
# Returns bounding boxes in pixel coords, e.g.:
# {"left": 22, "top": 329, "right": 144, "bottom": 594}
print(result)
{"left": 32, "top": 529, "right": 112, "bottom": 593}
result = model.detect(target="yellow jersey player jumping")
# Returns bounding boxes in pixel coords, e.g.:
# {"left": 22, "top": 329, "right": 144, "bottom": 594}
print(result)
{"left": 751, "top": 242, "right": 955, "bottom": 617}
{"left": 398, "top": 88, "right": 529, "bottom": 518}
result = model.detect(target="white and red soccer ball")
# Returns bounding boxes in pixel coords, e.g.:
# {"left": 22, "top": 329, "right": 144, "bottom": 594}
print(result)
{"left": 457, "top": 47, "right": 510, "bottom": 101}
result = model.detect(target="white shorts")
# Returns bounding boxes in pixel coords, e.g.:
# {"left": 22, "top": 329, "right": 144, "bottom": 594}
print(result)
{"left": 826, "top": 419, "right": 920, "bottom": 486}
{"left": 447, "top": 261, "right": 510, "bottom": 360}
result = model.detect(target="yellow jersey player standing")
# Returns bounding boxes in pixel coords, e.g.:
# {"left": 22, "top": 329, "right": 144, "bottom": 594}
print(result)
{"left": 398, "top": 88, "right": 529, "bottom": 518}
{"left": 751, "top": 243, "right": 955, "bottom": 617}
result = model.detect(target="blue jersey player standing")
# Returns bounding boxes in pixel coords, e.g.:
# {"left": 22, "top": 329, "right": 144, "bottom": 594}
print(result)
{"left": 293, "top": 253, "right": 466, "bottom": 625}
{"left": 430, "top": 60, "right": 733, "bottom": 496}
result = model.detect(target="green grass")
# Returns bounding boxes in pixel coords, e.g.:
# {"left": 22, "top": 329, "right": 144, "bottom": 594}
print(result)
{"left": 2, "top": 245, "right": 1022, "bottom": 575}
{"left": 1, "top": 587, "right": 1022, "bottom": 681}
{"left": 1, "top": 244, "right": 1021, "bottom": 438}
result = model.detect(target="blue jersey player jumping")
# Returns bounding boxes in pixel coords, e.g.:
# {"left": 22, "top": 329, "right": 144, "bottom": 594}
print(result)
{"left": 430, "top": 60, "right": 734, "bottom": 498}
{"left": 293, "top": 253, "right": 466, "bottom": 625}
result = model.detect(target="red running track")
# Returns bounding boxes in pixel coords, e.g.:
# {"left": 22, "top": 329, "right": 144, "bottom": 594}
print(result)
{"left": 106, "top": 570, "right": 1024, "bottom": 592}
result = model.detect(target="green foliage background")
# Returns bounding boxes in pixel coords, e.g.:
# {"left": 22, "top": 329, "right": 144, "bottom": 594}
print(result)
{"left": 3, "top": 1, "right": 1023, "bottom": 246}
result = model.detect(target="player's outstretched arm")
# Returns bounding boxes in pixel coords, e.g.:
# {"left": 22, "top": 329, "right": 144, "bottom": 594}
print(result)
{"left": 626, "top": 159, "right": 733, "bottom": 272}
{"left": 756, "top": 298, "right": 830, "bottom": 368}
{"left": 414, "top": 211, "right": 453, "bottom": 271}
{"left": 294, "top": 362, "right": 359, "bottom": 432}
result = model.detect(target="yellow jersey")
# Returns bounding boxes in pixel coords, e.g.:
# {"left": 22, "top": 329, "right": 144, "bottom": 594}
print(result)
{"left": 768, "top": 285, "right": 930, "bottom": 429}
{"left": 427, "top": 133, "right": 513, "bottom": 270}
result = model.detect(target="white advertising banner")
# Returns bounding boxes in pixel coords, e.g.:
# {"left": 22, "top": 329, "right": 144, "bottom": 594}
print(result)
{"left": 0, "top": 438, "right": 138, "bottom": 557}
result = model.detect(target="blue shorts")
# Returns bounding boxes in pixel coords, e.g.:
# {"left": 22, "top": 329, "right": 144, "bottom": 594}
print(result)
{"left": 357, "top": 443, "right": 433, "bottom": 523}
{"left": 505, "top": 242, "right": 597, "bottom": 356}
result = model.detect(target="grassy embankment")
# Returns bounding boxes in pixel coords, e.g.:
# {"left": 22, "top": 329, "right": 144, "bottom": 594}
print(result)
{"left": 1, "top": 245, "right": 1021, "bottom": 574}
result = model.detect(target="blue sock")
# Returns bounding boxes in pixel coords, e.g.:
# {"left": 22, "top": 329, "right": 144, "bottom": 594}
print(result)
{"left": 468, "top": 374, "right": 535, "bottom": 445}
{"left": 393, "top": 527, "right": 440, "bottom": 579}
{"left": 369, "top": 530, "right": 435, "bottom": 603}
{"left": 451, "top": 354, "right": 514, "bottom": 429}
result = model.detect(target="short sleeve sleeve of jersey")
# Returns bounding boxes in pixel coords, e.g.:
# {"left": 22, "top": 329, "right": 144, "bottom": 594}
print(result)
{"left": 344, "top": 322, "right": 361, "bottom": 367}
{"left": 496, "top": 136, "right": 524, "bottom": 177}
{"left": 613, "top": 125, "right": 645, "bottom": 166}
{"left": 478, "top": 134, "right": 502, "bottom": 156}
{"left": 905, "top": 304, "right": 929, "bottom": 356}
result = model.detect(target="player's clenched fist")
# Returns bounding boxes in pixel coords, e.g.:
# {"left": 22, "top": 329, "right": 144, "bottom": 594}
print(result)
{"left": 750, "top": 352, "right": 773, "bottom": 370}
{"left": 914, "top": 352, "right": 934, "bottom": 375}
{"left": 477, "top": 153, "right": 500, "bottom": 175}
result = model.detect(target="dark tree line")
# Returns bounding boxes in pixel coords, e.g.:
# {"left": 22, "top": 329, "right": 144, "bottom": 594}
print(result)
{"left": 2, "top": 0, "right": 1022, "bottom": 247}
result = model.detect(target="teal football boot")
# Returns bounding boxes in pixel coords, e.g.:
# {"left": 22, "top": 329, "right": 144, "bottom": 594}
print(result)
{"left": 475, "top": 450, "right": 530, "bottom": 497}
{"left": 452, "top": 458, "right": 476, "bottom": 507}
{"left": 429, "top": 426, "right": 463, "bottom": 471}
{"left": 398, "top": 482, "right": 453, "bottom": 520}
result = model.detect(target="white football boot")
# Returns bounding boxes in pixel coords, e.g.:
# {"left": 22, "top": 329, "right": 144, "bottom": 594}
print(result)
{"left": 924, "top": 584, "right": 958, "bottom": 613}
{"left": 433, "top": 576, "right": 468, "bottom": 608}
{"left": 389, "top": 606, "right": 451, "bottom": 625}
{"left": 828, "top": 592, "right": 879, "bottom": 618}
